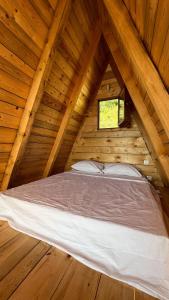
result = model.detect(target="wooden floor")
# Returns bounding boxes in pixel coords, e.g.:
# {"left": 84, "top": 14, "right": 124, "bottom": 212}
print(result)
{"left": 0, "top": 221, "right": 158, "bottom": 300}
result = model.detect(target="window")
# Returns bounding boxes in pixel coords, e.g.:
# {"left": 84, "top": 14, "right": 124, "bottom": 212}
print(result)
{"left": 98, "top": 98, "right": 125, "bottom": 129}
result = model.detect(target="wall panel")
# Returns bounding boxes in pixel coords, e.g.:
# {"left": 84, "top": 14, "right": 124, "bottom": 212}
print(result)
{"left": 10, "top": 0, "right": 108, "bottom": 186}
{"left": 124, "top": 0, "right": 169, "bottom": 151}
{"left": 66, "top": 66, "right": 163, "bottom": 186}
{"left": 0, "top": 0, "right": 54, "bottom": 189}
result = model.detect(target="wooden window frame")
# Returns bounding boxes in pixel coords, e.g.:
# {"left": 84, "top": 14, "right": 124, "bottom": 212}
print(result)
{"left": 98, "top": 98, "right": 125, "bottom": 130}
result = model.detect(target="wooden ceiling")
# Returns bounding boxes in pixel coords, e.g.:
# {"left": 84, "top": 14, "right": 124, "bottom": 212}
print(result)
{"left": 123, "top": 0, "right": 169, "bottom": 156}
{"left": 124, "top": 0, "right": 169, "bottom": 91}
{"left": 0, "top": 0, "right": 169, "bottom": 190}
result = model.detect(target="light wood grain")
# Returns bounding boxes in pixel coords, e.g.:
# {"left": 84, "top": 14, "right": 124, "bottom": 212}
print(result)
{"left": 1, "top": 0, "right": 71, "bottom": 191}
{"left": 103, "top": 0, "right": 169, "bottom": 140}
{"left": 43, "top": 24, "right": 102, "bottom": 177}
{"left": 103, "top": 31, "right": 168, "bottom": 184}
{"left": 0, "top": 222, "right": 162, "bottom": 299}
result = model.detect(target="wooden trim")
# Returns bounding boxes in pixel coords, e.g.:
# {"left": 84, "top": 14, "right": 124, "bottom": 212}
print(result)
{"left": 103, "top": 31, "right": 169, "bottom": 184}
{"left": 103, "top": 0, "right": 169, "bottom": 140}
{"left": 43, "top": 25, "right": 102, "bottom": 177}
{"left": 1, "top": 0, "right": 71, "bottom": 191}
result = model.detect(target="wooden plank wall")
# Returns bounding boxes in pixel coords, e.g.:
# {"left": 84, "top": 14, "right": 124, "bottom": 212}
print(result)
{"left": 123, "top": 0, "right": 169, "bottom": 158}
{"left": 0, "top": 0, "right": 56, "bottom": 189}
{"left": 10, "top": 0, "right": 108, "bottom": 186}
{"left": 51, "top": 39, "right": 108, "bottom": 175}
{"left": 97, "top": 65, "right": 121, "bottom": 99}
{"left": 1, "top": 0, "right": 166, "bottom": 188}
{"left": 66, "top": 66, "right": 163, "bottom": 186}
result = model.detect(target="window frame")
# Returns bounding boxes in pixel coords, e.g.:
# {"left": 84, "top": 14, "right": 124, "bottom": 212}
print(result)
{"left": 98, "top": 98, "right": 125, "bottom": 130}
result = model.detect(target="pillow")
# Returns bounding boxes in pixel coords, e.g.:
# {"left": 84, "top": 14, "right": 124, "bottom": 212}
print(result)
{"left": 103, "top": 163, "right": 142, "bottom": 177}
{"left": 71, "top": 160, "right": 103, "bottom": 173}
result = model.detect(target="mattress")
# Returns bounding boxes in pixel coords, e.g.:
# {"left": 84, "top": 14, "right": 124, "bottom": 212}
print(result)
{"left": 0, "top": 171, "right": 169, "bottom": 300}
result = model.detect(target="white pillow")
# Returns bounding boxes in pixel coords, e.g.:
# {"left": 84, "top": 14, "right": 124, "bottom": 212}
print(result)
{"left": 71, "top": 160, "right": 103, "bottom": 173}
{"left": 103, "top": 163, "right": 142, "bottom": 177}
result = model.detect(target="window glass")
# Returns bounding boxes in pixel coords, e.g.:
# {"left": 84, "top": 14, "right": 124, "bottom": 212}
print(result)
{"left": 98, "top": 99, "right": 125, "bottom": 129}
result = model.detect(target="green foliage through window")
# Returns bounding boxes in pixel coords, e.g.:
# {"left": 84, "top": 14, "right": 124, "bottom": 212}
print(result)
{"left": 98, "top": 99, "right": 125, "bottom": 129}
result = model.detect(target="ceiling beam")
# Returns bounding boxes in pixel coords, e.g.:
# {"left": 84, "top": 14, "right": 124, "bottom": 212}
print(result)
{"left": 66, "top": 57, "right": 109, "bottom": 171}
{"left": 103, "top": 31, "right": 169, "bottom": 184}
{"left": 102, "top": 0, "right": 169, "bottom": 140}
{"left": 43, "top": 25, "right": 102, "bottom": 177}
{"left": 1, "top": 0, "right": 71, "bottom": 191}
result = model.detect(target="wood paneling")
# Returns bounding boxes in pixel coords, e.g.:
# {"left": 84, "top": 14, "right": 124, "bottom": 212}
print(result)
{"left": 125, "top": 0, "right": 169, "bottom": 90}
{"left": 0, "top": 0, "right": 53, "bottom": 190}
{"left": 103, "top": 0, "right": 169, "bottom": 141}
{"left": 97, "top": 66, "right": 121, "bottom": 99}
{"left": 0, "top": 0, "right": 168, "bottom": 188}
{"left": 10, "top": 1, "right": 108, "bottom": 187}
{"left": 123, "top": 0, "right": 169, "bottom": 154}
{"left": 1, "top": 0, "right": 71, "bottom": 191}
{"left": 10, "top": 93, "right": 64, "bottom": 187}
{"left": 66, "top": 67, "right": 163, "bottom": 187}
{"left": 43, "top": 24, "right": 102, "bottom": 177}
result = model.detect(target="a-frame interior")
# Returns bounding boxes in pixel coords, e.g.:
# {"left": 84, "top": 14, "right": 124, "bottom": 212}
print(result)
{"left": 0, "top": 0, "right": 169, "bottom": 191}
{"left": 66, "top": 63, "right": 163, "bottom": 186}
{"left": 0, "top": 1, "right": 169, "bottom": 299}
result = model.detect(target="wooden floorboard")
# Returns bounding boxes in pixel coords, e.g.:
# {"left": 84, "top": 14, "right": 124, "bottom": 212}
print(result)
{"left": 0, "top": 222, "right": 159, "bottom": 300}
{"left": 95, "top": 275, "right": 134, "bottom": 300}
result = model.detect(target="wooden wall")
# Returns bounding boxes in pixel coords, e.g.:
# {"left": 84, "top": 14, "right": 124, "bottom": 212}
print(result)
{"left": 0, "top": 0, "right": 56, "bottom": 189}
{"left": 66, "top": 66, "right": 163, "bottom": 186}
{"left": 9, "top": 0, "right": 108, "bottom": 186}
{"left": 0, "top": 0, "right": 167, "bottom": 188}
{"left": 123, "top": 0, "right": 169, "bottom": 159}
{"left": 97, "top": 65, "right": 121, "bottom": 99}
{"left": 51, "top": 38, "right": 108, "bottom": 175}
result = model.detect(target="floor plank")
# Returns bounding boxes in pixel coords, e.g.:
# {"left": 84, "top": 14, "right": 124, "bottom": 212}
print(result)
{"left": 95, "top": 275, "right": 134, "bottom": 300}
{"left": 0, "top": 226, "right": 18, "bottom": 247}
{"left": 0, "top": 221, "right": 162, "bottom": 300}
{"left": 9, "top": 248, "right": 73, "bottom": 300}
{"left": 0, "top": 238, "right": 50, "bottom": 299}
{"left": 135, "top": 289, "right": 158, "bottom": 300}
{"left": 0, "top": 221, "right": 8, "bottom": 232}
{"left": 0, "top": 233, "right": 38, "bottom": 281}
{"left": 51, "top": 260, "right": 100, "bottom": 300}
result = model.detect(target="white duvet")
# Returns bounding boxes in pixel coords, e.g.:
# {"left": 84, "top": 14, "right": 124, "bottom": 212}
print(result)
{"left": 0, "top": 172, "right": 169, "bottom": 300}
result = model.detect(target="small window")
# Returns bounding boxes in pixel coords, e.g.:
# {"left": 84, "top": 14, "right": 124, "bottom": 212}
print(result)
{"left": 98, "top": 99, "right": 125, "bottom": 129}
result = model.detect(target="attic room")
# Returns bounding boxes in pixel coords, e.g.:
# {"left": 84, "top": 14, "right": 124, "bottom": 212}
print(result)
{"left": 0, "top": 0, "right": 169, "bottom": 299}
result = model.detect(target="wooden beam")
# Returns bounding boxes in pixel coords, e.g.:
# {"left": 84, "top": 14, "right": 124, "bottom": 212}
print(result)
{"left": 102, "top": 0, "right": 169, "bottom": 140}
{"left": 103, "top": 31, "right": 169, "bottom": 184}
{"left": 66, "top": 57, "right": 109, "bottom": 171}
{"left": 1, "top": 0, "right": 71, "bottom": 191}
{"left": 43, "top": 26, "right": 101, "bottom": 177}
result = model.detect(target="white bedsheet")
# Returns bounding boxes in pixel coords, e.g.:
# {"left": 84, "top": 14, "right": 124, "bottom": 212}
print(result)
{"left": 0, "top": 173, "right": 169, "bottom": 300}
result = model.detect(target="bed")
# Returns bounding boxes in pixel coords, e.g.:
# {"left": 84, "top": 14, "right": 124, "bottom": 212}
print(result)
{"left": 0, "top": 169, "right": 169, "bottom": 300}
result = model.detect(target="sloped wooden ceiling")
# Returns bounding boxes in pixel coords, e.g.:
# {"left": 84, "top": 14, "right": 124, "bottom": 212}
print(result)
{"left": 122, "top": 0, "right": 169, "bottom": 150}
{"left": 0, "top": 0, "right": 58, "bottom": 189}
{"left": 0, "top": 0, "right": 169, "bottom": 190}
{"left": 0, "top": 0, "right": 108, "bottom": 189}
{"left": 101, "top": 0, "right": 169, "bottom": 184}
{"left": 124, "top": 0, "right": 169, "bottom": 91}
